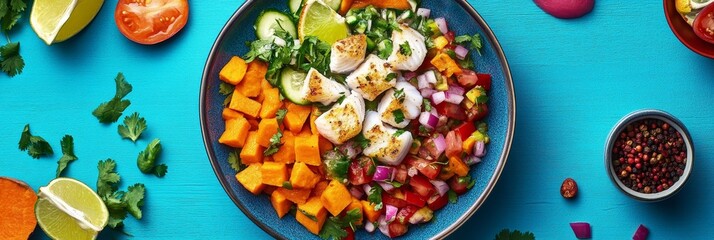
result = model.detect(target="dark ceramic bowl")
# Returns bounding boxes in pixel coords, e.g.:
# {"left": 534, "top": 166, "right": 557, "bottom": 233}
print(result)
{"left": 664, "top": 0, "right": 714, "bottom": 58}
{"left": 200, "top": 0, "right": 515, "bottom": 238}
{"left": 604, "top": 109, "right": 694, "bottom": 202}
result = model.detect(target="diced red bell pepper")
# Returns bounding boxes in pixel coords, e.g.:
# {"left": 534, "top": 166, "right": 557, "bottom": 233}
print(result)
{"left": 427, "top": 194, "right": 448, "bottom": 210}
{"left": 404, "top": 191, "right": 426, "bottom": 207}
{"left": 409, "top": 174, "right": 436, "bottom": 197}
{"left": 475, "top": 73, "right": 492, "bottom": 91}
{"left": 382, "top": 192, "right": 409, "bottom": 208}
{"left": 435, "top": 103, "right": 466, "bottom": 121}
{"left": 453, "top": 122, "right": 476, "bottom": 141}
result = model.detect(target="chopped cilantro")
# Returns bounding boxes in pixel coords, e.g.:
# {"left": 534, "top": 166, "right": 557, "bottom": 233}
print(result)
{"left": 299, "top": 209, "right": 318, "bottom": 222}
{"left": 118, "top": 112, "right": 147, "bottom": 142}
{"left": 219, "top": 82, "right": 235, "bottom": 95}
{"left": 399, "top": 42, "right": 412, "bottom": 56}
{"left": 447, "top": 190, "right": 457, "bottom": 204}
{"left": 393, "top": 88, "right": 405, "bottom": 102}
{"left": 377, "top": 39, "right": 393, "bottom": 59}
{"left": 454, "top": 33, "right": 483, "bottom": 55}
{"left": 423, "top": 99, "right": 432, "bottom": 112}
{"left": 368, "top": 183, "right": 383, "bottom": 210}
{"left": 282, "top": 181, "right": 293, "bottom": 190}
{"left": 275, "top": 109, "right": 288, "bottom": 122}
{"left": 263, "top": 129, "right": 283, "bottom": 156}
{"left": 354, "top": 133, "right": 371, "bottom": 149}
{"left": 0, "top": 0, "right": 26, "bottom": 77}
{"left": 394, "top": 129, "right": 406, "bottom": 137}
{"left": 227, "top": 151, "right": 244, "bottom": 172}
{"left": 319, "top": 208, "right": 362, "bottom": 240}
{"left": 392, "top": 109, "right": 405, "bottom": 124}
{"left": 136, "top": 139, "right": 167, "bottom": 177}
{"left": 55, "top": 135, "right": 77, "bottom": 177}
{"left": 97, "top": 159, "right": 146, "bottom": 228}
{"left": 93, "top": 73, "right": 132, "bottom": 123}
{"left": 18, "top": 124, "right": 53, "bottom": 159}
{"left": 336, "top": 94, "right": 346, "bottom": 104}
{"left": 323, "top": 150, "right": 350, "bottom": 182}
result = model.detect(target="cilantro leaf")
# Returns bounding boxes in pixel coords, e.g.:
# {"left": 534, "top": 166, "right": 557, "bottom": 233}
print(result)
{"left": 9, "top": 0, "right": 25, "bottom": 12}
{"left": 455, "top": 33, "right": 483, "bottom": 55}
{"left": 323, "top": 150, "right": 350, "bottom": 182}
{"left": 385, "top": 72, "right": 397, "bottom": 82}
{"left": 399, "top": 42, "right": 412, "bottom": 56}
{"left": 282, "top": 181, "right": 293, "bottom": 190}
{"left": 393, "top": 88, "right": 405, "bottom": 101}
{"left": 153, "top": 164, "right": 168, "bottom": 177}
{"left": 18, "top": 124, "right": 53, "bottom": 159}
{"left": 423, "top": 99, "right": 432, "bottom": 112}
{"left": 319, "top": 208, "right": 362, "bottom": 240}
{"left": 0, "top": 42, "right": 23, "bottom": 77}
{"left": 368, "top": 183, "right": 383, "bottom": 211}
{"left": 97, "top": 159, "right": 121, "bottom": 198}
{"left": 219, "top": 82, "right": 235, "bottom": 95}
{"left": 93, "top": 73, "right": 133, "bottom": 123}
{"left": 123, "top": 183, "right": 145, "bottom": 219}
{"left": 275, "top": 109, "right": 288, "bottom": 122}
{"left": 227, "top": 151, "right": 244, "bottom": 172}
{"left": 494, "top": 229, "right": 536, "bottom": 240}
{"left": 137, "top": 139, "right": 165, "bottom": 177}
{"left": 118, "top": 112, "right": 147, "bottom": 142}
{"left": 1, "top": 10, "right": 20, "bottom": 31}
{"left": 447, "top": 190, "right": 457, "bottom": 204}
{"left": 392, "top": 109, "right": 405, "bottom": 124}
{"left": 353, "top": 133, "right": 370, "bottom": 149}
{"left": 264, "top": 129, "right": 283, "bottom": 156}
{"left": 394, "top": 129, "right": 406, "bottom": 137}
{"left": 55, "top": 135, "right": 78, "bottom": 177}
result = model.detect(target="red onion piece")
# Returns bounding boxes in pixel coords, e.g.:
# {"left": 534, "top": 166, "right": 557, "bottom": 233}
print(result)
{"left": 444, "top": 93, "right": 464, "bottom": 104}
{"left": 363, "top": 184, "right": 373, "bottom": 195}
{"left": 447, "top": 85, "right": 465, "bottom": 96}
{"left": 378, "top": 216, "right": 389, "bottom": 236}
{"left": 420, "top": 88, "right": 436, "bottom": 98}
{"left": 431, "top": 91, "right": 447, "bottom": 105}
{"left": 338, "top": 141, "right": 363, "bottom": 159}
{"left": 419, "top": 112, "right": 438, "bottom": 129}
{"left": 378, "top": 181, "right": 395, "bottom": 192}
{"left": 373, "top": 166, "right": 395, "bottom": 182}
{"left": 385, "top": 205, "right": 398, "bottom": 223}
{"left": 434, "top": 17, "right": 448, "bottom": 34}
{"left": 473, "top": 141, "right": 485, "bottom": 157}
{"left": 416, "top": 8, "right": 431, "bottom": 18}
{"left": 417, "top": 74, "right": 430, "bottom": 89}
{"left": 454, "top": 45, "right": 469, "bottom": 60}
{"left": 404, "top": 71, "right": 417, "bottom": 80}
{"left": 429, "top": 179, "right": 449, "bottom": 196}
{"left": 633, "top": 224, "right": 649, "bottom": 240}
{"left": 433, "top": 134, "right": 446, "bottom": 156}
{"left": 569, "top": 222, "right": 592, "bottom": 239}
{"left": 533, "top": 0, "right": 594, "bottom": 19}
{"left": 464, "top": 155, "right": 481, "bottom": 165}
{"left": 365, "top": 221, "right": 376, "bottom": 232}
{"left": 350, "top": 186, "right": 364, "bottom": 199}
{"left": 425, "top": 71, "right": 437, "bottom": 84}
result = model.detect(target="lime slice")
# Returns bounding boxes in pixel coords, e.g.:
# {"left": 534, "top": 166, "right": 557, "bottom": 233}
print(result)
{"left": 298, "top": 0, "right": 350, "bottom": 45}
{"left": 35, "top": 178, "right": 108, "bottom": 240}
{"left": 30, "top": 0, "right": 104, "bottom": 45}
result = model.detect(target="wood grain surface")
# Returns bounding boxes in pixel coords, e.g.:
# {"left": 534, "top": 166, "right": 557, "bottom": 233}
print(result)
{"left": 0, "top": 1, "right": 712, "bottom": 239}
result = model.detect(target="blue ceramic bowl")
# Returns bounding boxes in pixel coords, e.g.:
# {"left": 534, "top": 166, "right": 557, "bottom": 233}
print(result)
{"left": 200, "top": 0, "right": 515, "bottom": 239}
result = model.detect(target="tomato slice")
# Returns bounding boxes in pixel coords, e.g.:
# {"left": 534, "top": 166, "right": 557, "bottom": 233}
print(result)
{"left": 426, "top": 194, "right": 448, "bottom": 210}
{"left": 694, "top": 4, "right": 714, "bottom": 44}
{"left": 114, "top": 0, "right": 189, "bottom": 45}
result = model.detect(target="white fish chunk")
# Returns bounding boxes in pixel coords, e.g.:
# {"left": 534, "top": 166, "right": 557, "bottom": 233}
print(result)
{"left": 387, "top": 25, "right": 428, "bottom": 72}
{"left": 330, "top": 34, "right": 368, "bottom": 74}
{"left": 315, "top": 91, "right": 366, "bottom": 145}
{"left": 362, "top": 111, "right": 413, "bottom": 166}
{"left": 378, "top": 81, "right": 423, "bottom": 128}
{"left": 345, "top": 55, "right": 397, "bottom": 101}
{"left": 298, "top": 68, "right": 349, "bottom": 105}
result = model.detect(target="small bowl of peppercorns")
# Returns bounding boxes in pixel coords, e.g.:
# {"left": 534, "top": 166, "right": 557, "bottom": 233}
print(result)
{"left": 605, "top": 109, "right": 694, "bottom": 201}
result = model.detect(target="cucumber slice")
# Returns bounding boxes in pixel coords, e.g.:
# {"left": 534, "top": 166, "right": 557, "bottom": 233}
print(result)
{"left": 300, "top": 0, "right": 341, "bottom": 11}
{"left": 280, "top": 68, "right": 310, "bottom": 105}
{"left": 289, "top": 0, "right": 303, "bottom": 13}
{"left": 255, "top": 10, "right": 297, "bottom": 40}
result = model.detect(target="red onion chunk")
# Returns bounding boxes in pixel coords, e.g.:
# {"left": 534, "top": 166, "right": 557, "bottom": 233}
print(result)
{"left": 444, "top": 94, "right": 464, "bottom": 104}
{"left": 417, "top": 74, "right": 430, "bottom": 89}
{"left": 454, "top": 45, "right": 469, "bottom": 60}
{"left": 433, "top": 134, "right": 446, "bottom": 157}
{"left": 378, "top": 216, "right": 389, "bottom": 236}
{"left": 434, "top": 17, "right": 448, "bottom": 34}
{"left": 363, "top": 184, "right": 372, "bottom": 195}
{"left": 404, "top": 71, "right": 417, "bottom": 80}
{"left": 431, "top": 91, "right": 447, "bottom": 105}
{"left": 416, "top": 8, "right": 431, "bottom": 18}
{"left": 473, "top": 141, "right": 486, "bottom": 157}
{"left": 350, "top": 186, "right": 364, "bottom": 199}
{"left": 569, "top": 222, "right": 592, "bottom": 239}
{"left": 385, "top": 205, "right": 398, "bottom": 223}
{"left": 533, "top": 0, "right": 594, "bottom": 19}
{"left": 447, "top": 85, "right": 465, "bottom": 96}
{"left": 464, "top": 155, "right": 481, "bottom": 165}
{"left": 425, "top": 71, "right": 437, "bottom": 84}
{"left": 633, "top": 224, "right": 649, "bottom": 240}
{"left": 365, "top": 221, "right": 376, "bottom": 233}
{"left": 378, "top": 181, "right": 395, "bottom": 192}
{"left": 419, "top": 112, "right": 438, "bottom": 129}
{"left": 429, "top": 180, "right": 449, "bottom": 196}
{"left": 373, "top": 166, "right": 395, "bottom": 182}
{"left": 420, "top": 88, "right": 436, "bottom": 98}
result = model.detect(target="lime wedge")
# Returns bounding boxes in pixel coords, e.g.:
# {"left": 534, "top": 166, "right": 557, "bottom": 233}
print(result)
{"left": 298, "top": 0, "right": 350, "bottom": 45}
{"left": 30, "top": 0, "right": 104, "bottom": 45}
{"left": 35, "top": 178, "right": 108, "bottom": 240}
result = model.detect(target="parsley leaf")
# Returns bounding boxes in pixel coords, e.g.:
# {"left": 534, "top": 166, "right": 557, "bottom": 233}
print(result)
{"left": 282, "top": 181, "right": 293, "bottom": 190}
{"left": 0, "top": 42, "right": 23, "bottom": 76}
{"left": 227, "top": 150, "right": 244, "bottom": 172}
{"left": 118, "top": 112, "right": 147, "bottom": 142}
{"left": 354, "top": 133, "right": 370, "bottom": 149}
{"left": 93, "top": 73, "right": 133, "bottom": 123}
{"left": 319, "top": 208, "right": 362, "bottom": 240}
{"left": 385, "top": 72, "right": 397, "bottom": 82}
{"left": 368, "top": 183, "right": 383, "bottom": 211}
{"left": 377, "top": 39, "right": 393, "bottom": 59}
{"left": 136, "top": 139, "right": 167, "bottom": 177}
{"left": 423, "top": 99, "right": 432, "bottom": 112}
{"left": 96, "top": 159, "right": 147, "bottom": 228}
{"left": 55, "top": 135, "right": 77, "bottom": 177}
{"left": 263, "top": 129, "right": 283, "bottom": 156}
{"left": 336, "top": 94, "right": 346, "bottom": 104}
{"left": 399, "top": 42, "right": 412, "bottom": 56}
{"left": 392, "top": 109, "right": 405, "bottom": 124}
{"left": 494, "top": 229, "right": 536, "bottom": 240}
{"left": 275, "top": 109, "right": 288, "bottom": 122}
{"left": 219, "top": 82, "right": 235, "bottom": 95}
{"left": 18, "top": 124, "right": 53, "bottom": 159}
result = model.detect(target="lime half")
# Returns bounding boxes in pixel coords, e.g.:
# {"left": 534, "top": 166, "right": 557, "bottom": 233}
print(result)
{"left": 298, "top": 0, "right": 350, "bottom": 45}
{"left": 35, "top": 178, "right": 108, "bottom": 240}
{"left": 30, "top": 0, "right": 104, "bottom": 45}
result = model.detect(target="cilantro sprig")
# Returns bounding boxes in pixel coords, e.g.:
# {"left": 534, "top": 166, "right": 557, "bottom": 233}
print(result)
{"left": 368, "top": 183, "right": 383, "bottom": 211}
{"left": 118, "top": 112, "right": 147, "bottom": 142}
{"left": 55, "top": 135, "right": 77, "bottom": 177}
{"left": 263, "top": 129, "right": 283, "bottom": 156}
{"left": 18, "top": 124, "right": 53, "bottom": 159}
{"left": 318, "top": 208, "right": 362, "bottom": 240}
{"left": 97, "top": 159, "right": 146, "bottom": 228}
{"left": 93, "top": 73, "right": 133, "bottom": 123}
{"left": 455, "top": 33, "right": 483, "bottom": 55}
{"left": 0, "top": 0, "right": 26, "bottom": 77}
{"left": 137, "top": 138, "right": 167, "bottom": 177}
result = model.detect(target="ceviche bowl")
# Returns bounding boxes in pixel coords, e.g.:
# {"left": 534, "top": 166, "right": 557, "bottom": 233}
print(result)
{"left": 664, "top": 0, "right": 714, "bottom": 58}
{"left": 200, "top": 0, "right": 515, "bottom": 239}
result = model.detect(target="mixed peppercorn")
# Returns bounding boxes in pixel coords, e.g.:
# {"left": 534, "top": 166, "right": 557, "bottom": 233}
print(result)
{"left": 611, "top": 119, "right": 687, "bottom": 194}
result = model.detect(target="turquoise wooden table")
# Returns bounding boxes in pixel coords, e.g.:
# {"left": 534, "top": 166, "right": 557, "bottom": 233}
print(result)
{"left": 2, "top": 1, "right": 714, "bottom": 239}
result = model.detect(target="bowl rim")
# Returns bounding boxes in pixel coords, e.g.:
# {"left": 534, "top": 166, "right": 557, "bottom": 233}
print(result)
{"left": 198, "top": 0, "right": 516, "bottom": 239}
{"left": 604, "top": 109, "right": 694, "bottom": 202}
{"left": 663, "top": 0, "right": 714, "bottom": 59}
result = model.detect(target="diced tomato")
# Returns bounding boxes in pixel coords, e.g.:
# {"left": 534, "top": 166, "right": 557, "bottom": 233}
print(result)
{"left": 456, "top": 70, "right": 479, "bottom": 88}
{"left": 409, "top": 174, "right": 436, "bottom": 197}
{"left": 449, "top": 176, "right": 470, "bottom": 195}
{"left": 395, "top": 205, "right": 419, "bottom": 224}
{"left": 382, "top": 192, "right": 409, "bottom": 208}
{"left": 349, "top": 157, "right": 374, "bottom": 185}
{"left": 475, "top": 73, "right": 492, "bottom": 91}
{"left": 344, "top": 227, "right": 355, "bottom": 240}
{"left": 388, "top": 221, "right": 409, "bottom": 238}
{"left": 394, "top": 164, "right": 408, "bottom": 183}
{"left": 465, "top": 103, "right": 489, "bottom": 122}
{"left": 453, "top": 122, "right": 476, "bottom": 141}
{"left": 405, "top": 156, "right": 441, "bottom": 180}
{"left": 427, "top": 194, "right": 448, "bottom": 210}
{"left": 444, "top": 31, "right": 455, "bottom": 43}
{"left": 444, "top": 131, "right": 463, "bottom": 158}
{"left": 404, "top": 191, "right": 426, "bottom": 207}
{"left": 420, "top": 137, "right": 440, "bottom": 160}
{"left": 435, "top": 103, "right": 466, "bottom": 121}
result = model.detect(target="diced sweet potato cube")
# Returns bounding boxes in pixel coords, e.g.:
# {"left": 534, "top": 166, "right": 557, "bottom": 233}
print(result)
{"left": 295, "top": 134, "right": 321, "bottom": 166}
{"left": 234, "top": 61, "right": 267, "bottom": 97}
{"left": 290, "top": 162, "right": 321, "bottom": 189}
{"left": 229, "top": 90, "right": 262, "bottom": 118}
{"left": 219, "top": 56, "right": 248, "bottom": 85}
{"left": 361, "top": 200, "right": 383, "bottom": 223}
{"left": 271, "top": 189, "right": 292, "bottom": 218}
{"left": 222, "top": 108, "right": 244, "bottom": 120}
{"left": 261, "top": 162, "right": 288, "bottom": 187}
{"left": 346, "top": 197, "right": 364, "bottom": 225}
{"left": 240, "top": 131, "right": 264, "bottom": 164}
{"left": 235, "top": 163, "right": 264, "bottom": 195}
{"left": 296, "top": 197, "right": 328, "bottom": 235}
{"left": 284, "top": 102, "right": 312, "bottom": 134}
{"left": 218, "top": 117, "right": 251, "bottom": 148}
{"left": 256, "top": 118, "right": 279, "bottom": 148}
{"left": 273, "top": 131, "right": 295, "bottom": 164}
{"left": 276, "top": 187, "right": 312, "bottom": 204}
{"left": 320, "top": 180, "right": 352, "bottom": 216}
{"left": 312, "top": 181, "right": 330, "bottom": 198}
{"left": 260, "top": 88, "right": 283, "bottom": 119}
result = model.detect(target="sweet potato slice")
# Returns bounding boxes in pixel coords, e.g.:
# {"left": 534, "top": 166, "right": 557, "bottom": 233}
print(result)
{"left": 0, "top": 177, "right": 38, "bottom": 240}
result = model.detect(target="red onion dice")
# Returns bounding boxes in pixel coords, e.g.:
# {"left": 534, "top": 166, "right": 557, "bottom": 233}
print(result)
{"left": 385, "top": 205, "right": 398, "bottom": 223}
{"left": 373, "top": 166, "right": 395, "bottom": 182}
{"left": 473, "top": 141, "right": 486, "bottom": 157}
{"left": 429, "top": 179, "right": 450, "bottom": 196}
{"left": 454, "top": 45, "right": 469, "bottom": 60}
{"left": 433, "top": 134, "right": 446, "bottom": 157}
{"left": 419, "top": 112, "right": 438, "bottom": 129}
{"left": 533, "top": 0, "right": 594, "bottom": 19}
{"left": 569, "top": 222, "right": 591, "bottom": 239}
{"left": 633, "top": 224, "right": 649, "bottom": 240}
{"left": 434, "top": 17, "right": 448, "bottom": 34}
{"left": 431, "top": 91, "right": 447, "bottom": 105}
{"left": 416, "top": 8, "right": 431, "bottom": 18}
